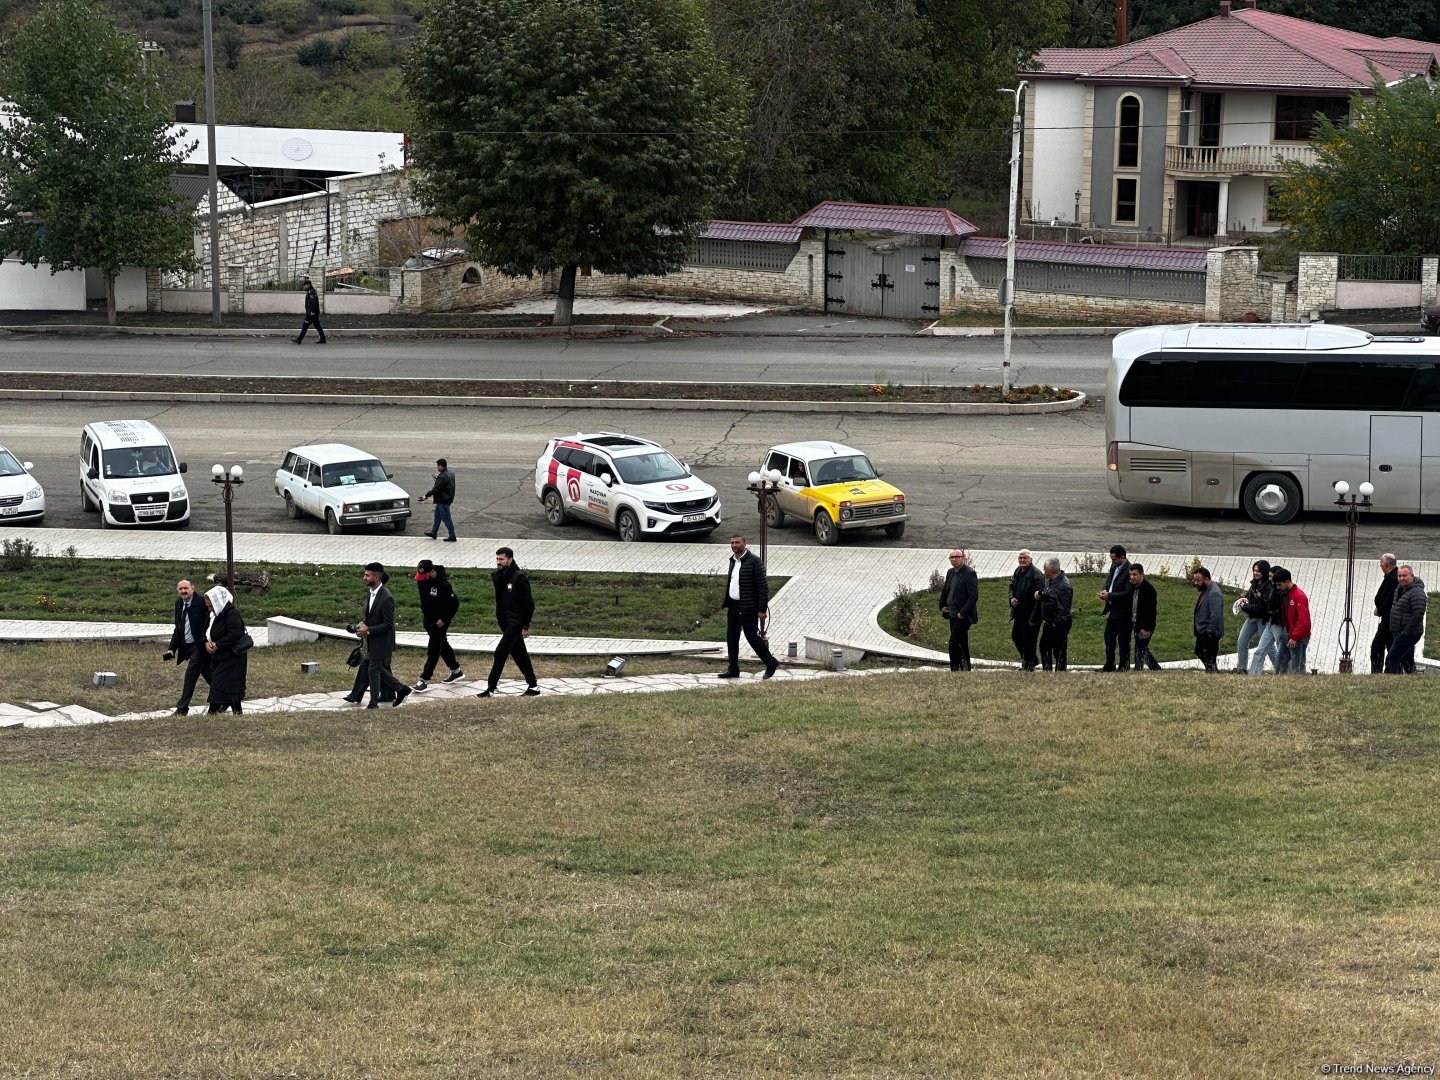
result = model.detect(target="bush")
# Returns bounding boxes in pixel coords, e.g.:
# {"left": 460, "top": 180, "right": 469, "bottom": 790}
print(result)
{"left": 1, "top": 538, "right": 38, "bottom": 572}
{"left": 891, "top": 584, "right": 917, "bottom": 638}
{"left": 297, "top": 37, "right": 342, "bottom": 67}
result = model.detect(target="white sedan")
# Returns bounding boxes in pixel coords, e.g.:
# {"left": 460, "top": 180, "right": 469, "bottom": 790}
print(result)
{"left": 0, "top": 445, "right": 44, "bottom": 524}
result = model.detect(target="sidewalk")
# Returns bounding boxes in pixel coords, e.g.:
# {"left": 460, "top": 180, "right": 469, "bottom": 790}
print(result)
{"left": 2, "top": 528, "right": 1428, "bottom": 727}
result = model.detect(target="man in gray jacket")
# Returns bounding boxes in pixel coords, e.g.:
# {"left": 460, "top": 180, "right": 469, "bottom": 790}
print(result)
{"left": 1191, "top": 566, "right": 1224, "bottom": 673}
{"left": 1384, "top": 564, "right": 1426, "bottom": 675}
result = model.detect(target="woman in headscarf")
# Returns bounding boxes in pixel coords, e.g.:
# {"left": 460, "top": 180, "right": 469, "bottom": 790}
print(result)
{"left": 203, "top": 584, "right": 248, "bottom": 714}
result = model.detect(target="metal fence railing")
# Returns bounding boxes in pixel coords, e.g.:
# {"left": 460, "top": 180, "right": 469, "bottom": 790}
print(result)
{"left": 1337, "top": 255, "right": 1422, "bottom": 282}
{"left": 966, "top": 258, "right": 1206, "bottom": 303}
{"left": 241, "top": 267, "right": 393, "bottom": 293}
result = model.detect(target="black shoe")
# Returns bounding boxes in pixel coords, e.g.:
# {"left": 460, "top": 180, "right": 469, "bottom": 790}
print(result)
{"left": 443, "top": 535, "right": 457, "bottom": 542}
{"left": 1099, "top": 665, "right": 1115, "bottom": 672}
{"left": 412, "top": 678, "right": 429, "bottom": 692}
{"left": 318, "top": 338, "right": 327, "bottom": 344}
{"left": 342, "top": 695, "right": 363, "bottom": 704}
{"left": 424, "top": 531, "right": 437, "bottom": 539}
{"left": 393, "top": 687, "right": 410, "bottom": 708}
{"left": 365, "top": 703, "right": 379, "bottom": 709}
{"left": 717, "top": 670, "right": 741, "bottom": 679}
{"left": 477, "top": 688, "right": 495, "bottom": 698}
{"left": 522, "top": 686, "right": 540, "bottom": 696}
{"left": 763, "top": 662, "right": 778, "bottom": 680}
{"left": 293, "top": 336, "right": 303, "bottom": 344}
{"left": 442, "top": 668, "right": 465, "bottom": 683}
{"left": 173, "top": 707, "right": 188, "bottom": 716}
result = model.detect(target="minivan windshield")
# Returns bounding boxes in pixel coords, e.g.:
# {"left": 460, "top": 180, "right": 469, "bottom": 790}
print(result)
{"left": 321, "top": 459, "right": 388, "bottom": 487}
{"left": 612, "top": 451, "right": 688, "bottom": 485}
{"left": 102, "top": 445, "right": 178, "bottom": 479}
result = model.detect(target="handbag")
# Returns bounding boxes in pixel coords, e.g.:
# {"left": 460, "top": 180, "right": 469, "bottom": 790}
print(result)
{"left": 232, "top": 632, "right": 255, "bottom": 654}
{"left": 346, "top": 646, "right": 363, "bottom": 668}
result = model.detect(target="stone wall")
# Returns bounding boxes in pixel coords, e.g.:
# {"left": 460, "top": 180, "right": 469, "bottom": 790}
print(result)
{"left": 1204, "top": 246, "right": 1269, "bottom": 322}
{"left": 390, "top": 260, "right": 537, "bottom": 314}
{"left": 1297, "top": 253, "right": 1338, "bottom": 320}
{"left": 1421, "top": 257, "right": 1438, "bottom": 307}
{"left": 552, "top": 239, "right": 824, "bottom": 306}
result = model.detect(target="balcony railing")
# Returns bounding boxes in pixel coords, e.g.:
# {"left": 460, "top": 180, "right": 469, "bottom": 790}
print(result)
{"left": 1165, "top": 143, "right": 1317, "bottom": 176}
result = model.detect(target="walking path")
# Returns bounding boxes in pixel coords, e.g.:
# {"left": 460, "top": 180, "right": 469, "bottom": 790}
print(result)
{"left": 1, "top": 527, "right": 1429, "bottom": 729}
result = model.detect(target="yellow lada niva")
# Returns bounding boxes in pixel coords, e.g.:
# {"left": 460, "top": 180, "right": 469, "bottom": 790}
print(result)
{"left": 756, "top": 441, "right": 908, "bottom": 545}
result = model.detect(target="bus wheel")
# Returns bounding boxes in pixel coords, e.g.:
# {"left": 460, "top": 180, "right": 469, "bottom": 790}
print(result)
{"left": 1242, "top": 473, "right": 1301, "bottom": 525}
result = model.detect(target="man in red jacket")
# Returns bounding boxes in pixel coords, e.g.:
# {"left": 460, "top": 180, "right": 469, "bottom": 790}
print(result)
{"left": 1270, "top": 567, "right": 1311, "bottom": 674}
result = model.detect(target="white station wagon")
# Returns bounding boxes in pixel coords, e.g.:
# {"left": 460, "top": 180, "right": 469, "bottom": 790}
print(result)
{"left": 274, "top": 443, "right": 411, "bottom": 534}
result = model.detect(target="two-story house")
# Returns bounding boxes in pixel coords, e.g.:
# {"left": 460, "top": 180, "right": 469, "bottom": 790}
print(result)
{"left": 1021, "top": 0, "right": 1440, "bottom": 241}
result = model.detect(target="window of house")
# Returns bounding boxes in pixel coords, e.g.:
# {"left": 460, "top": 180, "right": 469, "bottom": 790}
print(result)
{"left": 1116, "top": 95, "right": 1141, "bottom": 169}
{"left": 1264, "top": 181, "right": 1284, "bottom": 226}
{"left": 1114, "top": 178, "right": 1138, "bottom": 225}
{"left": 1274, "top": 95, "right": 1349, "bottom": 141}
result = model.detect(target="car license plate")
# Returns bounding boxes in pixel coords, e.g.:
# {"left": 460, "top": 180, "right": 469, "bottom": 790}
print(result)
{"left": 0, "top": 507, "right": 16, "bottom": 516}
{"left": 365, "top": 515, "right": 391, "bottom": 525}
{"left": 682, "top": 514, "right": 705, "bottom": 523}
{"left": 137, "top": 508, "right": 164, "bottom": 518}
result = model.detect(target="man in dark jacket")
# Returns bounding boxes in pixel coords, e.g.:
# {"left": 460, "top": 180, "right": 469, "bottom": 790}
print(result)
{"left": 478, "top": 546, "right": 540, "bottom": 697}
{"left": 411, "top": 559, "right": 464, "bottom": 691}
{"left": 419, "top": 458, "right": 457, "bottom": 541}
{"left": 719, "top": 533, "right": 779, "bottom": 679}
{"left": 166, "top": 579, "right": 211, "bottom": 715}
{"left": 1128, "top": 563, "right": 1161, "bottom": 671}
{"left": 1371, "top": 553, "right": 1399, "bottom": 673}
{"left": 939, "top": 549, "right": 979, "bottom": 672}
{"left": 1099, "top": 544, "right": 1133, "bottom": 671}
{"left": 1191, "top": 566, "right": 1224, "bottom": 673}
{"left": 294, "top": 277, "right": 326, "bottom": 344}
{"left": 1384, "top": 564, "right": 1426, "bottom": 675}
{"left": 1036, "top": 557, "right": 1074, "bottom": 672}
{"left": 1007, "top": 549, "right": 1044, "bottom": 671}
{"left": 355, "top": 562, "right": 410, "bottom": 708}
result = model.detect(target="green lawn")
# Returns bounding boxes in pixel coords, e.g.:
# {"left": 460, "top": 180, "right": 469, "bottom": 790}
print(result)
{"left": 880, "top": 573, "right": 1242, "bottom": 665}
{"left": 0, "top": 673, "right": 1434, "bottom": 1075}
{"left": 0, "top": 555, "right": 747, "bottom": 641}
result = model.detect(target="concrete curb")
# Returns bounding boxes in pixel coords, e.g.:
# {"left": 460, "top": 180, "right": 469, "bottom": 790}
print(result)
{"left": 0, "top": 323, "right": 672, "bottom": 339}
{"left": 0, "top": 386, "right": 1088, "bottom": 415}
{"left": 923, "top": 325, "right": 1129, "bottom": 337}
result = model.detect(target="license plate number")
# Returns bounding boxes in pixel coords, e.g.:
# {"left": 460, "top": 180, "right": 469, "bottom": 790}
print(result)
{"left": 0, "top": 507, "right": 16, "bottom": 516}
{"left": 137, "top": 508, "right": 164, "bottom": 518}
{"left": 365, "top": 515, "right": 391, "bottom": 524}
{"left": 682, "top": 514, "right": 705, "bottom": 523}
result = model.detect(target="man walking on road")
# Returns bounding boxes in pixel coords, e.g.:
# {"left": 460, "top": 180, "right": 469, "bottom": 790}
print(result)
{"left": 294, "top": 277, "right": 327, "bottom": 344}
{"left": 418, "top": 458, "right": 457, "bottom": 541}
{"left": 166, "top": 579, "right": 211, "bottom": 715}
{"left": 1384, "top": 564, "right": 1426, "bottom": 675}
{"left": 478, "top": 547, "right": 540, "bottom": 697}
{"left": 355, "top": 563, "right": 410, "bottom": 708}
{"left": 412, "top": 560, "right": 464, "bottom": 691}
{"left": 1371, "top": 553, "right": 1399, "bottom": 673}
{"left": 719, "top": 533, "right": 779, "bottom": 680}
{"left": 1099, "top": 544, "right": 1133, "bottom": 671}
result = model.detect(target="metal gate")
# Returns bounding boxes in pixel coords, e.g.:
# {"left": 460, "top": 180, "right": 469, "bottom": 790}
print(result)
{"left": 824, "top": 243, "right": 940, "bottom": 318}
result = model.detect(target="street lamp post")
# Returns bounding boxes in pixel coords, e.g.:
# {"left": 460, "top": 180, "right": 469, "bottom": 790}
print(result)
{"left": 747, "top": 467, "right": 783, "bottom": 636}
{"left": 998, "top": 82, "right": 1027, "bottom": 399}
{"left": 1332, "top": 479, "right": 1373, "bottom": 673}
{"left": 1167, "top": 194, "right": 1175, "bottom": 247}
{"left": 212, "top": 464, "right": 245, "bottom": 591}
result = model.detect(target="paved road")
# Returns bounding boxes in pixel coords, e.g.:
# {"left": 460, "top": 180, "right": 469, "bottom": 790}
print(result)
{"left": 0, "top": 332, "right": 1117, "bottom": 396}
{"left": 3, "top": 400, "right": 1434, "bottom": 558}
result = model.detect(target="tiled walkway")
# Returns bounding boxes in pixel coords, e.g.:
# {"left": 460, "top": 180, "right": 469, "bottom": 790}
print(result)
{"left": 2, "top": 527, "right": 1430, "bottom": 729}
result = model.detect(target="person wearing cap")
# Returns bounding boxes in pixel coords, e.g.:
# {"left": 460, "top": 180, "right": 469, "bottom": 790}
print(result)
{"left": 412, "top": 560, "right": 464, "bottom": 691}
{"left": 294, "top": 276, "right": 327, "bottom": 344}
{"left": 1269, "top": 567, "right": 1311, "bottom": 674}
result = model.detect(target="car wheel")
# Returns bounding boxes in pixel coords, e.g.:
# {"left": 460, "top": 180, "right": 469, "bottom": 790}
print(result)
{"left": 99, "top": 506, "right": 112, "bottom": 528}
{"left": 542, "top": 489, "right": 569, "bottom": 527}
{"left": 813, "top": 509, "right": 839, "bottom": 546}
{"left": 1241, "top": 472, "right": 1302, "bottom": 525}
{"left": 616, "top": 508, "right": 641, "bottom": 543}
{"left": 764, "top": 494, "right": 785, "bottom": 529}
{"left": 81, "top": 484, "right": 94, "bottom": 512}
{"left": 884, "top": 521, "right": 906, "bottom": 539}
{"left": 326, "top": 508, "right": 344, "bottom": 535}
{"left": 284, "top": 493, "right": 301, "bottom": 519}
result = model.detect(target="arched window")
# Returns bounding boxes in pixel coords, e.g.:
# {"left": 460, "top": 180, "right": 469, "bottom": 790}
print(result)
{"left": 1117, "top": 95, "right": 1141, "bottom": 169}
{"left": 461, "top": 266, "right": 481, "bottom": 285}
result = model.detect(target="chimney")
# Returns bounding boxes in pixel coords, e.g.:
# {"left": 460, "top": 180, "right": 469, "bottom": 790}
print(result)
{"left": 174, "top": 100, "right": 196, "bottom": 123}
{"left": 1219, "top": 1, "right": 1231, "bottom": 14}
{"left": 1245, "top": 0, "right": 1257, "bottom": 7}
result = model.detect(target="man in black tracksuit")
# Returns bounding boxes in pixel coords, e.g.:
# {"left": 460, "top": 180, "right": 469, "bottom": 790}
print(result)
{"left": 295, "top": 277, "right": 326, "bottom": 344}
{"left": 719, "top": 533, "right": 779, "bottom": 679}
{"left": 412, "top": 559, "right": 463, "bottom": 691}
{"left": 478, "top": 547, "right": 539, "bottom": 697}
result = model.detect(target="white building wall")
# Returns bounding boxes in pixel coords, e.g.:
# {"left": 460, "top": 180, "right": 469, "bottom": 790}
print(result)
{"left": 1225, "top": 175, "right": 1272, "bottom": 235}
{"left": 84, "top": 266, "right": 148, "bottom": 312}
{"left": 1220, "top": 92, "right": 1273, "bottom": 147}
{"left": 0, "top": 259, "right": 86, "bottom": 310}
{"left": 1029, "top": 82, "right": 1087, "bottom": 223}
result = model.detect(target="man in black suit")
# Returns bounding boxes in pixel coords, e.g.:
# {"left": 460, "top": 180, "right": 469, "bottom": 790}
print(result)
{"left": 1128, "top": 563, "right": 1162, "bottom": 671}
{"left": 719, "top": 533, "right": 779, "bottom": 679}
{"left": 939, "top": 549, "right": 979, "bottom": 672}
{"left": 354, "top": 562, "right": 410, "bottom": 709}
{"left": 1098, "top": 544, "right": 1133, "bottom": 671}
{"left": 166, "top": 579, "right": 211, "bottom": 715}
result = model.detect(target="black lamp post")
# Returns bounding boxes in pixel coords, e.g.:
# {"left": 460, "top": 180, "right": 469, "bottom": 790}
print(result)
{"left": 212, "top": 463, "right": 245, "bottom": 591}
{"left": 1167, "top": 194, "right": 1176, "bottom": 246}
{"left": 746, "top": 466, "right": 783, "bottom": 636}
{"left": 1333, "top": 479, "right": 1373, "bottom": 674}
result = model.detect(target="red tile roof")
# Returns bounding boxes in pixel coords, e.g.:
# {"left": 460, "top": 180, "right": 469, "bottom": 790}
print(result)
{"left": 1027, "top": 7, "right": 1440, "bottom": 90}
{"left": 701, "top": 220, "right": 803, "bottom": 243}
{"left": 792, "top": 201, "right": 979, "bottom": 237}
{"left": 961, "top": 237, "right": 1210, "bottom": 271}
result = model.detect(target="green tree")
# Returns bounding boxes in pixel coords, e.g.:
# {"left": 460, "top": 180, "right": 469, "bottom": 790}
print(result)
{"left": 1272, "top": 77, "right": 1440, "bottom": 256}
{"left": 405, "top": 0, "right": 745, "bottom": 326}
{"left": 0, "top": 0, "right": 194, "bottom": 324}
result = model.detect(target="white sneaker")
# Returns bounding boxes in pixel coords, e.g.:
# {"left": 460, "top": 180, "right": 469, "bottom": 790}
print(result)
{"left": 442, "top": 669, "right": 465, "bottom": 683}
{"left": 411, "top": 678, "right": 429, "bottom": 691}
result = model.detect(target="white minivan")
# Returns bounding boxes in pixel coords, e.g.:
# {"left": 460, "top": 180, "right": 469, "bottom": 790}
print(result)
{"left": 79, "top": 420, "right": 191, "bottom": 527}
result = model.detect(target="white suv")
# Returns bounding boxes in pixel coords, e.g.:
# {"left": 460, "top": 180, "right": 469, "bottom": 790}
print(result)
{"left": 535, "top": 432, "right": 721, "bottom": 542}
{"left": 274, "top": 443, "right": 411, "bottom": 534}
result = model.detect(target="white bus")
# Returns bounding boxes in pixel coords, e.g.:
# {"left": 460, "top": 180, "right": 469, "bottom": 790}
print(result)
{"left": 1107, "top": 323, "right": 1440, "bottom": 524}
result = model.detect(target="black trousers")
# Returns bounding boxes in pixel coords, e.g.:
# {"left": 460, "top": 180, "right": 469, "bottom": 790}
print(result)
{"left": 352, "top": 659, "right": 393, "bottom": 701}
{"left": 1011, "top": 616, "right": 1040, "bottom": 670}
{"left": 367, "top": 656, "right": 408, "bottom": 703}
{"left": 176, "top": 649, "right": 211, "bottom": 711}
{"left": 421, "top": 623, "right": 460, "bottom": 679}
{"left": 487, "top": 624, "right": 537, "bottom": 689}
{"left": 725, "top": 606, "right": 777, "bottom": 671}
{"left": 1104, "top": 617, "right": 1133, "bottom": 670}
{"left": 1370, "top": 622, "right": 1393, "bottom": 674}
{"left": 297, "top": 313, "right": 326, "bottom": 342}
{"left": 947, "top": 618, "right": 972, "bottom": 671}
{"left": 1194, "top": 633, "right": 1221, "bottom": 672}
{"left": 1039, "top": 622, "right": 1071, "bottom": 671}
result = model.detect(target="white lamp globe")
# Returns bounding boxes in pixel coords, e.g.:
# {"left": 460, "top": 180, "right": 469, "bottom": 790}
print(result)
{"left": 211, "top": 463, "right": 224, "bottom": 478}
{"left": 230, "top": 465, "right": 244, "bottom": 480}
{"left": 766, "top": 468, "right": 784, "bottom": 483}
{"left": 1359, "top": 482, "right": 1374, "bottom": 497}
{"left": 747, "top": 471, "right": 761, "bottom": 486}
{"left": 1333, "top": 480, "right": 1349, "bottom": 496}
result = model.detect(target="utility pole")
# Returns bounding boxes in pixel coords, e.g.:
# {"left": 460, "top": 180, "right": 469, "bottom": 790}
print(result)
{"left": 202, "top": 0, "right": 222, "bottom": 327}
{"left": 1116, "top": 0, "right": 1128, "bottom": 45}
{"left": 999, "top": 82, "right": 1026, "bottom": 398}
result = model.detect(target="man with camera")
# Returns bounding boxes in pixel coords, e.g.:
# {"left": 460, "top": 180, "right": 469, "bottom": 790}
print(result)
{"left": 165, "top": 579, "right": 211, "bottom": 716}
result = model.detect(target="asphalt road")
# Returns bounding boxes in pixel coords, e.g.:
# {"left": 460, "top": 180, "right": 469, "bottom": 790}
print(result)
{"left": 2, "top": 399, "right": 1434, "bottom": 559}
{"left": 0, "top": 332, "right": 1117, "bottom": 396}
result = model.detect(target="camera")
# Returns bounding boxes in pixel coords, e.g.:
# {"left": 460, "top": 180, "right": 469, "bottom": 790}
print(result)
{"left": 346, "top": 624, "right": 358, "bottom": 635}
{"left": 162, "top": 650, "right": 175, "bottom": 661}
